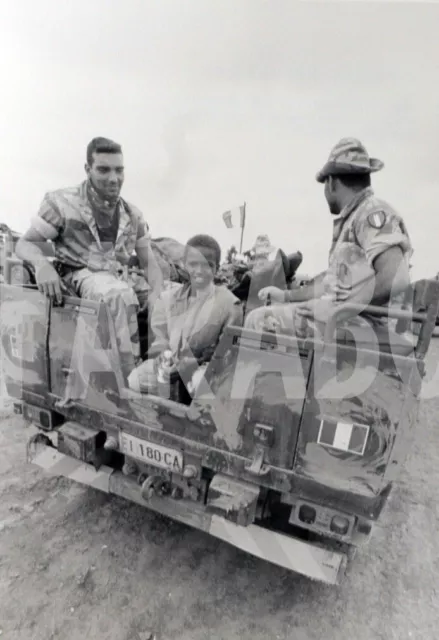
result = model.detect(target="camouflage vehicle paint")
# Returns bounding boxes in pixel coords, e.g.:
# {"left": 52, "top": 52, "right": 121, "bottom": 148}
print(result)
{"left": 1, "top": 256, "right": 438, "bottom": 585}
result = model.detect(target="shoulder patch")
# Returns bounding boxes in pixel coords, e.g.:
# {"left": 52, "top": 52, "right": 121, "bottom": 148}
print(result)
{"left": 367, "top": 210, "right": 387, "bottom": 229}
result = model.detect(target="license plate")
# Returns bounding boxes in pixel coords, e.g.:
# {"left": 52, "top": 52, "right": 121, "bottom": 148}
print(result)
{"left": 119, "top": 432, "right": 184, "bottom": 473}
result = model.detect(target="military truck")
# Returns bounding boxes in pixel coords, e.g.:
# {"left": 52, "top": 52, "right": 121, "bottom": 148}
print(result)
{"left": 1, "top": 238, "right": 438, "bottom": 585}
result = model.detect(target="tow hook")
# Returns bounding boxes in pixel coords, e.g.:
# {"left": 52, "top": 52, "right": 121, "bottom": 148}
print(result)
{"left": 26, "top": 433, "right": 54, "bottom": 462}
{"left": 171, "top": 487, "right": 183, "bottom": 500}
{"left": 140, "top": 475, "right": 169, "bottom": 501}
{"left": 122, "top": 459, "right": 138, "bottom": 476}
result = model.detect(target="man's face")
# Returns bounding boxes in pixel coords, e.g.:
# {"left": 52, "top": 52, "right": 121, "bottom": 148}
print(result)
{"left": 86, "top": 152, "right": 124, "bottom": 199}
{"left": 324, "top": 177, "right": 341, "bottom": 216}
{"left": 253, "top": 253, "right": 269, "bottom": 271}
{"left": 185, "top": 246, "right": 217, "bottom": 289}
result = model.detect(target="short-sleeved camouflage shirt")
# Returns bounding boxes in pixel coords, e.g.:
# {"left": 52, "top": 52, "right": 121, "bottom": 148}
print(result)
{"left": 30, "top": 181, "right": 150, "bottom": 272}
{"left": 323, "top": 187, "right": 412, "bottom": 303}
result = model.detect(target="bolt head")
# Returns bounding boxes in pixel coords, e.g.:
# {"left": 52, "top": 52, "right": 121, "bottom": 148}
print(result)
{"left": 104, "top": 436, "right": 119, "bottom": 451}
{"left": 183, "top": 465, "right": 197, "bottom": 479}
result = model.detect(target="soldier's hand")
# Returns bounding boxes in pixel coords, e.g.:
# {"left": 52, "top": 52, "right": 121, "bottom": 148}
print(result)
{"left": 258, "top": 286, "right": 285, "bottom": 303}
{"left": 159, "top": 362, "right": 178, "bottom": 383}
{"left": 334, "top": 281, "right": 352, "bottom": 302}
{"left": 35, "top": 262, "right": 63, "bottom": 305}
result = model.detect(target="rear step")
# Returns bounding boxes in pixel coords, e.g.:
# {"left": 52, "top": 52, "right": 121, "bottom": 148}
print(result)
{"left": 28, "top": 438, "right": 348, "bottom": 585}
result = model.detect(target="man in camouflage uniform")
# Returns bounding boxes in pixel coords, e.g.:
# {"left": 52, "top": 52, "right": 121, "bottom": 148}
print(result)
{"left": 15, "top": 137, "right": 163, "bottom": 378}
{"left": 245, "top": 138, "right": 412, "bottom": 340}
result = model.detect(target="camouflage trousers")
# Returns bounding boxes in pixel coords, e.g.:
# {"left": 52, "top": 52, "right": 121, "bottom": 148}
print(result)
{"left": 127, "top": 358, "right": 157, "bottom": 393}
{"left": 244, "top": 300, "right": 416, "bottom": 353}
{"left": 66, "top": 268, "right": 141, "bottom": 376}
{"left": 244, "top": 300, "right": 374, "bottom": 339}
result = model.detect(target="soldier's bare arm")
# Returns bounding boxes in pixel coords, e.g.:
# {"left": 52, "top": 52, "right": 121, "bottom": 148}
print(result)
{"left": 258, "top": 271, "right": 327, "bottom": 304}
{"left": 356, "top": 209, "right": 411, "bottom": 305}
{"left": 134, "top": 218, "right": 164, "bottom": 303}
{"left": 15, "top": 195, "right": 64, "bottom": 303}
{"left": 370, "top": 246, "right": 410, "bottom": 305}
{"left": 283, "top": 271, "right": 327, "bottom": 303}
{"left": 296, "top": 243, "right": 411, "bottom": 327}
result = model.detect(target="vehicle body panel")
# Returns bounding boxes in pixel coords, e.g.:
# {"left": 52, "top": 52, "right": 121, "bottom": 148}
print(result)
{"left": 3, "top": 276, "right": 439, "bottom": 585}
{"left": 0, "top": 284, "right": 419, "bottom": 505}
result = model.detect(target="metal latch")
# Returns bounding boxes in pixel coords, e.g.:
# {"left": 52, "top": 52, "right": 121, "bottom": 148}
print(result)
{"left": 244, "top": 445, "right": 270, "bottom": 476}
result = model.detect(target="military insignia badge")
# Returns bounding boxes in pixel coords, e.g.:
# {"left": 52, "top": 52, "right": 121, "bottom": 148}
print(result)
{"left": 367, "top": 211, "right": 387, "bottom": 229}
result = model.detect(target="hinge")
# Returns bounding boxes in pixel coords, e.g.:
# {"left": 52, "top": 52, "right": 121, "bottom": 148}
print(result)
{"left": 244, "top": 445, "right": 270, "bottom": 476}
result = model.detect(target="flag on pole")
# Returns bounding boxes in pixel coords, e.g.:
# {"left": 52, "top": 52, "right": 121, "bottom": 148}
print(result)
{"left": 222, "top": 204, "right": 246, "bottom": 229}
{"left": 222, "top": 210, "right": 233, "bottom": 229}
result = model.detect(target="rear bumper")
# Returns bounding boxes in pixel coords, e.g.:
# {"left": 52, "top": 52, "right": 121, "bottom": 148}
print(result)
{"left": 29, "top": 443, "right": 348, "bottom": 585}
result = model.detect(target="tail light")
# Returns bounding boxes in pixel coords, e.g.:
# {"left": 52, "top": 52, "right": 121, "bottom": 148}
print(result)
{"left": 22, "top": 403, "right": 64, "bottom": 431}
{"left": 290, "top": 499, "right": 355, "bottom": 540}
{"left": 330, "top": 515, "right": 350, "bottom": 536}
{"left": 298, "top": 504, "right": 317, "bottom": 525}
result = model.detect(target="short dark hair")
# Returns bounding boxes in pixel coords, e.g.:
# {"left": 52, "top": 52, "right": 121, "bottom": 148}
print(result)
{"left": 185, "top": 234, "right": 222, "bottom": 268}
{"left": 334, "top": 173, "right": 371, "bottom": 191}
{"left": 86, "top": 137, "right": 122, "bottom": 166}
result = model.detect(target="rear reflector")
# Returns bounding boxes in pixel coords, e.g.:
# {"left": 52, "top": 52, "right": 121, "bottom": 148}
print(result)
{"left": 290, "top": 500, "right": 355, "bottom": 540}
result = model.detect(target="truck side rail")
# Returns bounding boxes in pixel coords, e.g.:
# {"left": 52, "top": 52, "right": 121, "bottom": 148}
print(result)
{"left": 324, "top": 278, "right": 439, "bottom": 359}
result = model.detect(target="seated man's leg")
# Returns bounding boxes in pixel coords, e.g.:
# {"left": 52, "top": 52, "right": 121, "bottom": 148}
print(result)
{"left": 245, "top": 303, "right": 298, "bottom": 333}
{"left": 245, "top": 301, "right": 320, "bottom": 338}
{"left": 127, "top": 358, "right": 157, "bottom": 393}
{"left": 70, "top": 269, "right": 140, "bottom": 377}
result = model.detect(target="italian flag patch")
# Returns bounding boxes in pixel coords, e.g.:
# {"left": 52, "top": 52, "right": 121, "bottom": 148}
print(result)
{"left": 317, "top": 419, "right": 370, "bottom": 456}
{"left": 367, "top": 211, "right": 386, "bottom": 229}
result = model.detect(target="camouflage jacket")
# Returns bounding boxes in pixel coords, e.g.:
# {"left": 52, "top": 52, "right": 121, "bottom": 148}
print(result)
{"left": 30, "top": 181, "right": 149, "bottom": 273}
{"left": 324, "top": 187, "right": 412, "bottom": 303}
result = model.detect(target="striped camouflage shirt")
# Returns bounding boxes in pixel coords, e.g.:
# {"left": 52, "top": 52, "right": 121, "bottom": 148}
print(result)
{"left": 323, "top": 187, "right": 412, "bottom": 302}
{"left": 30, "top": 181, "right": 150, "bottom": 272}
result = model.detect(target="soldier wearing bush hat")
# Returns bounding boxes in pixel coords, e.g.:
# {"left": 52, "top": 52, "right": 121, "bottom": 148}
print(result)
{"left": 315, "top": 137, "right": 384, "bottom": 183}
{"left": 245, "top": 137, "right": 413, "bottom": 340}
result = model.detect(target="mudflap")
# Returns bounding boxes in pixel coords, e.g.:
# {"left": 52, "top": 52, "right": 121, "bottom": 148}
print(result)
{"left": 28, "top": 440, "right": 348, "bottom": 585}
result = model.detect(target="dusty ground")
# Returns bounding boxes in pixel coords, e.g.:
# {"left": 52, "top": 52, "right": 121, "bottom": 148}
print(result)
{"left": 1, "top": 346, "right": 439, "bottom": 640}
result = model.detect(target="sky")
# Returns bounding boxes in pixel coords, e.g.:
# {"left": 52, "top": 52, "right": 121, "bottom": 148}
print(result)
{"left": 0, "top": 0, "right": 438, "bottom": 279}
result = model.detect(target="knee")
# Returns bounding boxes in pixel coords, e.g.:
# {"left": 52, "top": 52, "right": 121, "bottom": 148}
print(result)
{"left": 127, "top": 359, "right": 156, "bottom": 393}
{"left": 103, "top": 283, "right": 138, "bottom": 312}
{"left": 127, "top": 368, "right": 141, "bottom": 392}
{"left": 244, "top": 307, "right": 265, "bottom": 331}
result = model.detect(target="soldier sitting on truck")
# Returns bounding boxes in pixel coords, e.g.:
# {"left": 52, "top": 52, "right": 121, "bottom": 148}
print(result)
{"left": 245, "top": 138, "right": 413, "bottom": 342}
{"left": 128, "top": 234, "right": 243, "bottom": 396}
{"left": 14, "top": 137, "right": 163, "bottom": 380}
